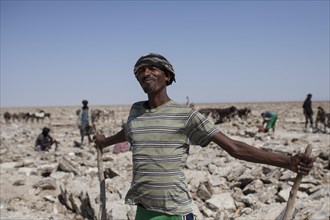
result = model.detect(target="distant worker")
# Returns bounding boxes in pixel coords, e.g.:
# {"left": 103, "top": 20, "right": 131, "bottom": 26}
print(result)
{"left": 185, "top": 96, "right": 195, "bottom": 109}
{"left": 303, "top": 93, "right": 314, "bottom": 130}
{"left": 77, "top": 100, "right": 94, "bottom": 146}
{"left": 185, "top": 96, "right": 190, "bottom": 107}
{"left": 35, "top": 127, "right": 58, "bottom": 151}
{"left": 260, "top": 111, "right": 278, "bottom": 133}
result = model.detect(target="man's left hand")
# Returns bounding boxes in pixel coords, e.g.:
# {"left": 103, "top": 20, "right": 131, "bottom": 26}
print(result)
{"left": 290, "top": 153, "right": 316, "bottom": 175}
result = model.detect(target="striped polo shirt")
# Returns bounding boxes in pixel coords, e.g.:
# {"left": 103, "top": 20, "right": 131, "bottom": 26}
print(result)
{"left": 124, "top": 100, "right": 219, "bottom": 215}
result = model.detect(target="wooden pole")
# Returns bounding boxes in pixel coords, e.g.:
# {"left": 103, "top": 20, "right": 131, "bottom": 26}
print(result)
{"left": 96, "top": 145, "right": 107, "bottom": 220}
{"left": 282, "top": 144, "right": 313, "bottom": 220}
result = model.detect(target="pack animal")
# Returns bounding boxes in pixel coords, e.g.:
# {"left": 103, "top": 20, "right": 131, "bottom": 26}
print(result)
{"left": 237, "top": 107, "right": 252, "bottom": 119}
{"left": 198, "top": 108, "right": 216, "bottom": 119}
{"left": 3, "top": 112, "right": 11, "bottom": 123}
{"left": 27, "top": 110, "right": 51, "bottom": 123}
{"left": 315, "top": 106, "right": 330, "bottom": 132}
{"left": 3, "top": 112, "right": 23, "bottom": 123}
{"left": 213, "top": 106, "right": 238, "bottom": 124}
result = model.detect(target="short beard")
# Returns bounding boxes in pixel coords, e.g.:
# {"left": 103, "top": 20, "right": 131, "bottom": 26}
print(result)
{"left": 142, "top": 85, "right": 155, "bottom": 94}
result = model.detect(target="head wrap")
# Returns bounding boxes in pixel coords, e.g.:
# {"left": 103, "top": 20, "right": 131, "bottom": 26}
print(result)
{"left": 42, "top": 127, "right": 50, "bottom": 135}
{"left": 134, "top": 53, "right": 176, "bottom": 86}
{"left": 82, "top": 100, "right": 88, "bottom": 105}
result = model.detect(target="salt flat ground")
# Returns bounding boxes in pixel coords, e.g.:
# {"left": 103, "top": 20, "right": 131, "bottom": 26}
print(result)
{"left": 0, "top": 101, "right": 329, "bottom": 219}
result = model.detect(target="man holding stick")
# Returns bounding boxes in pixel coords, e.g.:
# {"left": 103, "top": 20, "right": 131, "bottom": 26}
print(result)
{"left": 93, "top": 53, "right": 315, "bottom": 220}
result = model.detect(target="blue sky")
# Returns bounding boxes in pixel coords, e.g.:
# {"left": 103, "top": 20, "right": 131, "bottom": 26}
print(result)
{"left": 1, "top": 0, "right": 329, "bottom": 107}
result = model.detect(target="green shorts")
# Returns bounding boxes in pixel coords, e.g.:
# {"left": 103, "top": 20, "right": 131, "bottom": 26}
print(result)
{"left": 135, "top": 205, "right": 196, "bottom": 220}
{"left": 266, "top": 115, "right": 278, "bottom": 129}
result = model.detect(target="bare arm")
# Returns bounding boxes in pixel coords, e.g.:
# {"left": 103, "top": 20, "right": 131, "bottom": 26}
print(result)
{"left": 210, "top": 131, "right": 314, "bottom": 175}
{"left": 93, "top": 129, "right": 127, "bottom": 149}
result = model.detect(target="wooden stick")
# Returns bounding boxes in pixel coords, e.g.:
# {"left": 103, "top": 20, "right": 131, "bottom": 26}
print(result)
{"left": 96, "top": 145, "right": 107, "bottom": 220}
{"left": 282, "top": 144, "right": 313, "bottom": 220}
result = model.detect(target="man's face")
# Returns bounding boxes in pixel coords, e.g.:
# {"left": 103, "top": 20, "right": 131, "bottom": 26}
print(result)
{"left": 135, "top": 65, "right": 169, "bottom": 94}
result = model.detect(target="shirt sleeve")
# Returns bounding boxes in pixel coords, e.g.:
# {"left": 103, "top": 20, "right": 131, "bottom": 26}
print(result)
{"left": 184, "top": 110, "right": 219, "bottom": 147}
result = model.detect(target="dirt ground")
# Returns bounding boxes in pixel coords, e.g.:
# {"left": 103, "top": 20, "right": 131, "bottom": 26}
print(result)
{"left": 0, "top": 101, "right": 329, "bottom": 220}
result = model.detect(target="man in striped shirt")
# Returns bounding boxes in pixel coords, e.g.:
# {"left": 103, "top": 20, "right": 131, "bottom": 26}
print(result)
{"left": 93, "top": 53, "right": 315, "bottom": 220}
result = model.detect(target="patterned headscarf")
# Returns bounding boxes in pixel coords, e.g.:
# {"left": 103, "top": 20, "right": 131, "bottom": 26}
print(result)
{"left": 134, "top": 53, "right": 176, "bottom": 86}
{"left": 42, "top": 127, "right": 50, "bottom": 135}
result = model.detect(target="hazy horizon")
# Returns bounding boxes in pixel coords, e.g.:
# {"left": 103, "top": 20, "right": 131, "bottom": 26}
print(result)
{"left": 1, "top": 99, "right": 329, "bottom": 110}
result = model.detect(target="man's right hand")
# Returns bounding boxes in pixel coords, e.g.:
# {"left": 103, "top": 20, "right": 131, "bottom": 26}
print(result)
{"left": 93, "top": 134, "right": 106, "bottom": 148}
